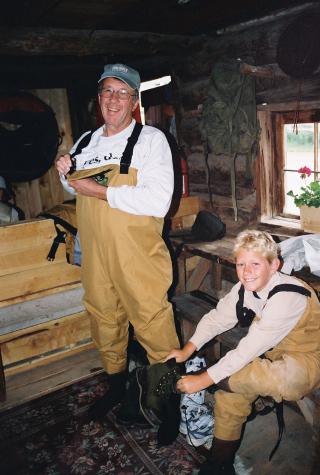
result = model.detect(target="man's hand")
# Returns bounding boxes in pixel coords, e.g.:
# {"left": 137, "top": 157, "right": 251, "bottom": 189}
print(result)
{"left": 176, "top": 371, "right": 214, "bottom": 394}
{"left": 56, "top": 154, "right": 72, "bottom": 176}
{"left": 69, "top": 178, "right": 107, "bottom": 201}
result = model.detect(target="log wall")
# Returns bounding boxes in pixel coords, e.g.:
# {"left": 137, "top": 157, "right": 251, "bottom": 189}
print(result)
{"left": 173, "top": 6, "right": 320, "bottom": 234}
{"left": 1, "top": 5, "right": 319, "bottom": 232}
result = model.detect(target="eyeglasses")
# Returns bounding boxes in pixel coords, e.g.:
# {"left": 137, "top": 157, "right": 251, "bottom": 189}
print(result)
{"left": 99, "top": 87, "right": 136, "bottom": 101}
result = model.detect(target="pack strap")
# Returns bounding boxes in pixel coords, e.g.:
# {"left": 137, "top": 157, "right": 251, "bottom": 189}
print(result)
{"left": 40, "top": 213, "right": 77, "bottom": 262}
{"left": 256, "top": 353, "right": 285, "bottom": 460}
{"left": 40, "top": 213, "right": 77, "bottom": 236}
{"left": 269, "top": 400, "right": 285, "bottom": 461}
{"left": 46, "top": 228, "right": 66, "bottom": 261}
{"left": 120, "top": 122, "right": 143, "bottom": 174}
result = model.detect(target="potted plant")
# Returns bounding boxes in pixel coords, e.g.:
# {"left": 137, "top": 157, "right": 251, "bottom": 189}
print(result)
{"left": 287, "top": 166, "right": 320, "bottom": 232}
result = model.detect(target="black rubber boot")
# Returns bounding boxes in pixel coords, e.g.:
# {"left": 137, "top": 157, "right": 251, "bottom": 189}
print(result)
{"left": 116, "top": 408, "right": 151, "bottom": 428}
{"left": 198, "top": 438, "right": 240, "bottom": 475}
{"left": 88, "top": 371, "right": 127, "bottom": 421}
{"left": 115, "top": 368, "right": 151, "bottom": 428}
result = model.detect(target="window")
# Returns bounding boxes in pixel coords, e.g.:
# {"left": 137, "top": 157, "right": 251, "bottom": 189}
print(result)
{"left": 258, "top": 107, "right": 320, "bottom": 224}
{"left": 284, "top": 121, "right": 320, "bottom": 216}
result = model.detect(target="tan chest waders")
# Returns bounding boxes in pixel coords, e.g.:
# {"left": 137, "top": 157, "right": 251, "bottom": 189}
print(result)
{"left": 70, "top": 123, "right": 179, "bottom": 374}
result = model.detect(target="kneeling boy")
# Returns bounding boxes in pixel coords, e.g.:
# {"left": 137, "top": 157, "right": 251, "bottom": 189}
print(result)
{"left": 167, "top": 230, "right": 320, "bottom": 474}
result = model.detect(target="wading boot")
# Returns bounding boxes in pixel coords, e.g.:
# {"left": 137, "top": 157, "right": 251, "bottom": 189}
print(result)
{"left": 88, "top": 371, "right": 126, "bottom": 421}
{"left": 115, "top": 368, "right": 151, "bottom": 428}
{"left": 199, "top": 438, "right": 240, "bottom": 475}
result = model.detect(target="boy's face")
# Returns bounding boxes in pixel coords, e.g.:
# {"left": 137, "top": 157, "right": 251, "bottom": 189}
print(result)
{"left": 235, "top": 248, "right": 280, "bottom": 292}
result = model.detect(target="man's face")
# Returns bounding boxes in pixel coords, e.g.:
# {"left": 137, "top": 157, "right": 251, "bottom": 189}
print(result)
{"left": 235, "top": 248, "right": 280, "bottom": 292}
{"left": 98, "top": 77, "right": 138, "bottom": 135}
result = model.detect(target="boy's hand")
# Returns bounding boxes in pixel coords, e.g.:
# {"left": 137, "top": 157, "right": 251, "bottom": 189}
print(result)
{"left": 176, "top": 371, "right": 214, "bottom": 394}
{"left": 165, "top": 348, "right": 187, "bottom": 363}
{"left": 165, "top": 341, "right": 196, "bottom": 363}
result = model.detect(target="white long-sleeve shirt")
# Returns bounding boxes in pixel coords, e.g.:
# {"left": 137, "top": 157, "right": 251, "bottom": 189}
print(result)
{"left": 60, "top": 120, "right": 174, "bottom": 218}
{"left": 189, "top": 272, "right": 308, "bottom": 383}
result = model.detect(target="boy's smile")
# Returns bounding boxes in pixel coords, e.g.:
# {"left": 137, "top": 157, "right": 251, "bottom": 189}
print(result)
{"left": 235, "top": 248, "right": 280, "bottom": 292}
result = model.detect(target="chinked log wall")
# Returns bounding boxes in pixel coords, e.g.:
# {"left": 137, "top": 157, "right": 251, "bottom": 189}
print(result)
{"left": 173, "top": 5, "right": 320, "bottom": 234}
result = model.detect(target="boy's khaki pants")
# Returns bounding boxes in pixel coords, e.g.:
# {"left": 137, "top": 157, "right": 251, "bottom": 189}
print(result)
{"left": 214, "top": 353, "right": 320, "bottom": 440}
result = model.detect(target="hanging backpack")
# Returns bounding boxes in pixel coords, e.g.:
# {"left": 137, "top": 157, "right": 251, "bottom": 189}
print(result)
{"left": 199, "top": 58, "right": 260, "bottom": 220}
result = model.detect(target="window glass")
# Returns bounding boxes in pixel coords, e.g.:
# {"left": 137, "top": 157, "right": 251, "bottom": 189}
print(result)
{"left": 284, "top": 123, "right": 314, "bottom": 215}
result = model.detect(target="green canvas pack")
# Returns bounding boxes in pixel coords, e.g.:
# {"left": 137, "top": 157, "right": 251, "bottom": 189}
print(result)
{"left": 200, "top": 58, "right": 260, "bottom": 220}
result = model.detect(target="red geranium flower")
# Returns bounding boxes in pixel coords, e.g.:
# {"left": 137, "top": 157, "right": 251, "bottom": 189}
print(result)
{"left": 298, "top": 166, "right": 312, "bottom": 178}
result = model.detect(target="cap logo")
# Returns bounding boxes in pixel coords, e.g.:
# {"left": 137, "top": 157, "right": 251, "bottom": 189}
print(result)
{"left": 112, "top": 65, "right": 128, "bottom": 73}
{"left": 98, "top": 63, "right": 140, "bottom": 90}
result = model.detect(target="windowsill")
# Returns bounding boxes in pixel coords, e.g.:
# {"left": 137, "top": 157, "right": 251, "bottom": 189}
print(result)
{"left": 259, "top": 215, "right": 307, "bottom": 239}
{"left": 260, "top": 215, "right": 300, "bottom": 229}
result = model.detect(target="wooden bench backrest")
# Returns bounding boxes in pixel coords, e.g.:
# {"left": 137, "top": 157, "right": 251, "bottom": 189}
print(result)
{"left": 0, "top": 219, "right": 81, "bottom": 308}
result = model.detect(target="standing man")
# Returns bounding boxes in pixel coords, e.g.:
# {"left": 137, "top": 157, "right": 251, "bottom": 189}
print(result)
{"left": 56, "top": 63, "right": 180, "bottom": 420}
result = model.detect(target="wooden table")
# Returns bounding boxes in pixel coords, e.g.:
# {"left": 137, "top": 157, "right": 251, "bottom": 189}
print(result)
{"left": 170, "top": 234, "right": 320, "bottom": 298}
{"left": 171, "top": 235, "right": 236, "bottom": 295}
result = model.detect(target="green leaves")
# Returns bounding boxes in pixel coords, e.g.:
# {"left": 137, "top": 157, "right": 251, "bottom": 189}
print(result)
{"left": 287, "top": 180, "right": 320, "bottom": 208}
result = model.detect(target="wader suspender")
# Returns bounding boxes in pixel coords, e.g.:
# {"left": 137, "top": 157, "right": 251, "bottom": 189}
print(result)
{"left": 236, "top": 283, "right": 311, "bottom": 326}
{"left": 69, "top": 128, "right": 98, "bottom": 174}
{"left": 68, "top": 122, "right": 143, "bottom": 175}
{"left": 236, "top": 283, "right": 311, "bottom": 460}
{"left": 120, "top": 122, "right": 143, "bottom": 174}
{"left": 236, "top": 284, "right": 256, "bottom": 327}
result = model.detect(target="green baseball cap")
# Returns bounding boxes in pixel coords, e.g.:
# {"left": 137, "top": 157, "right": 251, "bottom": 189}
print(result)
{"left": 98, "top": 63, "right": 140, "bottom": 91}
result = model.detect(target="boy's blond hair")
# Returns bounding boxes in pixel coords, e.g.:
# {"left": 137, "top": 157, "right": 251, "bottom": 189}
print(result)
{"left": 233, "top": 229, "right": 279, "bottom": 262}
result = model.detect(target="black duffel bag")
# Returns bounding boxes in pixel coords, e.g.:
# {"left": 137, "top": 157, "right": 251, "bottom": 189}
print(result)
{"left": 170, "top": 209, "right": 226, "bottom": 242}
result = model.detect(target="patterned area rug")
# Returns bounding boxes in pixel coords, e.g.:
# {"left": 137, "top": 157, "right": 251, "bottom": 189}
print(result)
{"left": 0, "top": 373, "right": 204, "bottom": 474}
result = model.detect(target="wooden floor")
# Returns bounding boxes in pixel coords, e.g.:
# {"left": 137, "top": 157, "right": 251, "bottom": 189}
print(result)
{"left": 236, "top": 403, "right": 316, "bottom": 475}
{"left": 0, "top": 349, "right": 318, "bottom": 474}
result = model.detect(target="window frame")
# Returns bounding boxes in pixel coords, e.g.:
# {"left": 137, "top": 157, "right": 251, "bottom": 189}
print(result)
{"left": 257, "top": 103, "right": 320, "bottom": 226}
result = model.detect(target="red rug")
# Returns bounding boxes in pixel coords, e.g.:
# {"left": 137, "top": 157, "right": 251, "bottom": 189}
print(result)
{"left": 0, "top": 372, "right": 204, "bottom": 474}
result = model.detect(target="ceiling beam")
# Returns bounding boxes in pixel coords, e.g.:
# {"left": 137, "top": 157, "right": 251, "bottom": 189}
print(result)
{"left": 0, "top": 27, "right": 198, "bottom": 57}
{"left": 216, "top": 2, "right": 318, "bottom": 35}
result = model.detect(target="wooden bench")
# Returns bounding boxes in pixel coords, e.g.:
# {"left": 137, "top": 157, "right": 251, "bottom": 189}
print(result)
{"left": 0, "top": 219, "right": 93, "bottom": 402}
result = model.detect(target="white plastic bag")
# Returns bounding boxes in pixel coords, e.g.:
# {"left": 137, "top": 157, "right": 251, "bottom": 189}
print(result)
{"left": 279, "top": 234, "right": 320, "bottom": 276}
{"left": 303, "top": 238, "right": 320, "bottom": 277}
